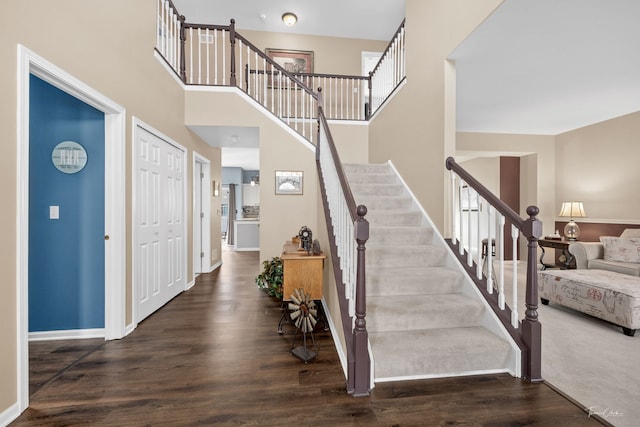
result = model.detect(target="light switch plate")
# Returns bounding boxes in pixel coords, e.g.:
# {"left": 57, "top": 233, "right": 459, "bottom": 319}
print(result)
{"left": 49, "top": 206, "right": 59, "bottom": 219}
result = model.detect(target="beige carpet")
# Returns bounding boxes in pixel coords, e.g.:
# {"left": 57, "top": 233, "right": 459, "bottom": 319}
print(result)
{"left": 505, "top": 262, "right": 640, "bottom": 426}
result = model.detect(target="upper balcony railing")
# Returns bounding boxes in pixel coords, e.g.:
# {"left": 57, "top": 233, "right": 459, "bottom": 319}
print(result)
{"left": 155, "top": 0, "right": 406, "bottom": 136}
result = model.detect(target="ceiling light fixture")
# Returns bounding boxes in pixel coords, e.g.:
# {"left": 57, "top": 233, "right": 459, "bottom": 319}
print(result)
{"left": 282, "top": 12, "right": 297, "bottom": 26}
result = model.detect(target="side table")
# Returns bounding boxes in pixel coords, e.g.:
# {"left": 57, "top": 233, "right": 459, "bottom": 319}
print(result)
{"left": 538, "top": 239, "right": 575, "bottom": 270}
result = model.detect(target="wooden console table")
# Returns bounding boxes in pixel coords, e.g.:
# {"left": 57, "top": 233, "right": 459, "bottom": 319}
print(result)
{"left": 281, "top": 242, "right": 326, "bottom": 301}
{"left": 538, "top": 239, "right": 575, "bottom": 270}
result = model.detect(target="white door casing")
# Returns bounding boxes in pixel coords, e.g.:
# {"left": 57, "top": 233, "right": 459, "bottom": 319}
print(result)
{"left": 133, "top": 120, "right": 186, "bottom": 323}
{"left": 17, "top": 45, "right": 126, "bottom": 413}
{"left": 193, "top": 153, "right": 211, "bottom": 275}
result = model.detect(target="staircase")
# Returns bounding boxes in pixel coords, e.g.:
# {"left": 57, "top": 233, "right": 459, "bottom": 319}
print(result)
{"left": 343, "top": 162, "right": 516, "bottom": 382}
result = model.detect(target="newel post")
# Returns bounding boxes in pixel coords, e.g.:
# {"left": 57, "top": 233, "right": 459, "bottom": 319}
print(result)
{"left": 178, "top": 15, "right": 186, "bottom": 83}
{"left": 229, "top": 19, "right": 237, "bottom": 87}
{"left": 521, "top": 205, "right": 543, "bottom": 382}
{"left": 352, "top": 205, "right": 370, "bottom": 396}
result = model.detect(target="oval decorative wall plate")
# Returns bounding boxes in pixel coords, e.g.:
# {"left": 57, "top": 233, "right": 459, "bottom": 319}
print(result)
{"left": 51, "top": 141, "right": 88, "bottom": 174}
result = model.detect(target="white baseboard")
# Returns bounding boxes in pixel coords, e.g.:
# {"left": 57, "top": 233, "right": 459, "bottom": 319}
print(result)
{"left": 209, "top": 260, "right": 222, "bottom": 272}
{"left": 185, "top": 278, "right": 196, "bottom": 290}
{"left": 321, "top": 297, "right": 348, "bottom": 379}
{"left": 0, "top": 401, "right": 20, "bottom": 427}
{"left": 28, "top": 328, "right": 105, "bottom": 342}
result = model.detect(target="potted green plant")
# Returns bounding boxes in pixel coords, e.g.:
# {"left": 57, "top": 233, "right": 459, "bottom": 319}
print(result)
{"left": 256, "top": 256, "right": 283, "bottom": 299}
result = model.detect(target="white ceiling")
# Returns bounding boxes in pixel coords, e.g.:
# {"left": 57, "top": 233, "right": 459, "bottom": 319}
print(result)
{"left": 177, "top": 0, "right": 640, "bottom": 169}
{"left": 450, "top": 0, "right": 640, "bottom": 135}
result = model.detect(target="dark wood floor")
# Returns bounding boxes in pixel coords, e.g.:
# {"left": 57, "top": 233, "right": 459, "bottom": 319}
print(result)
{"left": 12, "top": 249, "right": 606, "bottom": 426}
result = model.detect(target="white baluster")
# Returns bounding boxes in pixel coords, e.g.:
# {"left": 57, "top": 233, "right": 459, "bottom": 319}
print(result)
{"left": 466, "top": 184, "right": 472, "bottom": 267}
{"left": 458, "top": 179, "right": 464, "bottom": 256}
{"left": 497, "top": 213, "right": 505, "bottom": 309}
{"left": 213, "top": 30, "right": 218, "bottom": 85}
{"left": 476, "top": 194, "right": 482, "bottom": 280}
{"left": 188, "top": 28, "right": 193, "bottom": 84}
{"left": 511, "top": 224, "right": 520, "bottom": 327}
{"left": 221, "top": 30, "right": 226, "bottom": 86}
{"left": 450, "top": 172, "right": 457, "bottom": 245}
{"left": 487, "top": 206, "right": 494, "bottom": 295}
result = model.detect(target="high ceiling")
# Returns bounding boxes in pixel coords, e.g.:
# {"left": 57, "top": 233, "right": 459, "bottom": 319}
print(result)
{"left": 450, "top": 0, "right": 640, "bottom": 135}
{"left": 174, "top": 0, "right": 640, "bottom": 169}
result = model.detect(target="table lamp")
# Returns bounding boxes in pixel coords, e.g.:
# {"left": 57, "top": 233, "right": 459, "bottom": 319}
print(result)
{"left": 558, "top": 201, "right": 586, "bottom": 240}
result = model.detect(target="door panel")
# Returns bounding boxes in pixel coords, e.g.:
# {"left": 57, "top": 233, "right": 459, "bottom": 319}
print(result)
{"left": 135, "top": 126, "right": 185, "bottom": 322}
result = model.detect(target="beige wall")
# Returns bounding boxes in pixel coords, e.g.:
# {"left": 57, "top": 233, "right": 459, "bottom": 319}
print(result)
{"left": 459, "top": 157, "right": 500, "bottom": 194}
{"left": 185, "top": 91, "right": 320, "bottom": 260}
{"left": 1, "top": 0, "right": 221, "bottom": 413}
{"left": 368, "top": 0, "right": 504, "bottom": 233}
{"left": 327, "top": 122, "right": 370, "bottom": 164}
{"left": 555, "top": 111, "right": 640, "bottom": 222}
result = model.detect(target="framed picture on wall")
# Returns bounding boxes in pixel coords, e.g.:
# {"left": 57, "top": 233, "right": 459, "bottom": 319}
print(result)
{"left": 275, "top": 170, "right": 303, "bottom": 195}
{"left": 266, "top": 48, "right": 314, "bottom": 88}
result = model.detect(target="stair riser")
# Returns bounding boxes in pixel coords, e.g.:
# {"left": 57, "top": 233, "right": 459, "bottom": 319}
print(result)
{"left": 355, "top": 197, "right": 413, "bottom": 211}
{"left": 367, "top": 271, "right": 464, "bottom": 296}
{"left": 366, "top": 212, "right": 423, "bottom": 226}
{"left": 343, "top": 164, "right": 390, "bottom": 175}
{"left": 367, "top": 300, "right": 485, "bottom": 332}
{"left": 367, "top": 247, "right": 447, "bottom": 268}
{"left": 351, "top": 184, "right": 405, "bottom": 197}
{"left": 367, "top": 230, "right": 432, "bottom": 245}
{"left": 369, "top": 328, "right": 512, "bottom": 380}
{"left": 347, "top": 174, "right": 397, "bottom": 185}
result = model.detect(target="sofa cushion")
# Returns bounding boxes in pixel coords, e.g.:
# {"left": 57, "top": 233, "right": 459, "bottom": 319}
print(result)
{"left": 589, "top": 259, "right": 640, "bottom": 277}
{"left": 600, "top": 236, "right": 640, "bottom": 263}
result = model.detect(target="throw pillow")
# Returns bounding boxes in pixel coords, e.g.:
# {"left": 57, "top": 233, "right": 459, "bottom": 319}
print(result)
{"left": 600, "top": 236, "right": 640, "bottom": 263}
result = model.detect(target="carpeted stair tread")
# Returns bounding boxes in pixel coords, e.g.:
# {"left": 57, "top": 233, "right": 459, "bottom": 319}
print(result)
{"left": 343, "top": 163, "right": 391, "bottom": 174}
{"left": 367, "top": 266, "right": 464, "bottom": 296}
{"left": 364, "top": 210, "right": 423, "bottom": 226}
{"left": 346, "top": 172, "right": 397, "bottom": 185}
{"left": 366, "top": 244, "right": 447, "bottom": 268}
{"left": 369, "top": 327, "right": 512, "bottom": 380}
{"left": 354, "top": 196, "right": 413, "bottom": 211}
{"left": 366, "top": 225, "right": 433, "bottom": 245}
{"left": 350, "top": 183, "right": 405, "bottom": 197}
{"left": 367, "top": 294, "right": 486, "bottom": 332}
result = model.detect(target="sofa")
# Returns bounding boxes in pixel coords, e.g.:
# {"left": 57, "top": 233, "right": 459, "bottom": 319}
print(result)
{"left": 537, "top": 228, "right": 640, "bottom": 336}
{"left": 568, "top": 228, "right": 640, "bottom": 277}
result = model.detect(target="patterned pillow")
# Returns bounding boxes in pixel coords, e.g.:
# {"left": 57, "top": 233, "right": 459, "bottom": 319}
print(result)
{"left": 600, "top": 236, "right": 640, "bottom": 263}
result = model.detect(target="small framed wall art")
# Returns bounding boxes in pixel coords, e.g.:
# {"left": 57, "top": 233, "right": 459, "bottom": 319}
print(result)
{"left": 275, "top": 170, "right": 303, "bottom": 195}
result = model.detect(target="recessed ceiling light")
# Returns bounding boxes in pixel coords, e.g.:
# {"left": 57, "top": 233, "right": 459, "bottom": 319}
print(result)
{"left": 282, "top": 12, "right": 297, "bottom": 26}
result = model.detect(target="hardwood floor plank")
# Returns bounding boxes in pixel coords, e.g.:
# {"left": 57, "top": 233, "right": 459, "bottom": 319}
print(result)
{"left": 11, "top": 249, "right": 605, "bottom": 426}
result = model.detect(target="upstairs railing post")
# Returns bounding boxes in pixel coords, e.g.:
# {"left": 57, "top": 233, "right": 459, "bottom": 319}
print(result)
{"left": 521, "top": 205, "right": 543, "bottom": 382}
{"left": 229, "top": 19, "right": 237, "bottom": 87}
{"left": 178, "top": 14, "right": 186, "bottom": 82}
{"left": 353, "top": 205, "right": 370, "bottom": 396}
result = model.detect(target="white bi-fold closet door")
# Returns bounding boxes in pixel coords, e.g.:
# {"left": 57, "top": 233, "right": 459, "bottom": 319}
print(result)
{"left": 134, "top": 123, "right": 186, "bottom": 323}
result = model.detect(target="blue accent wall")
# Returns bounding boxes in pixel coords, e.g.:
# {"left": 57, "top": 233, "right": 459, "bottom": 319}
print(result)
{"left": 29, "top": 74, "right": 105, "bottom": 332}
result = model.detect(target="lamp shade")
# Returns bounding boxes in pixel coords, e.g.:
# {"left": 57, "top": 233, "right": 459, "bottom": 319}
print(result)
{"left": 558, "top": 201, "right": 586, "bottom": 219}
